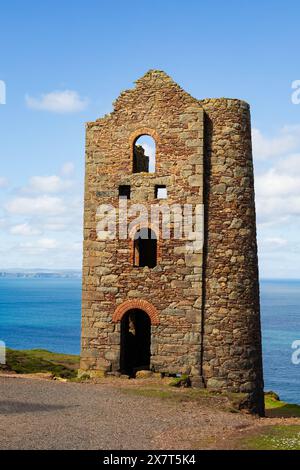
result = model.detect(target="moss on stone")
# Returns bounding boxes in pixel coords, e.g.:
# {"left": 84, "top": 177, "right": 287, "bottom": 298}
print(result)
{"left": 169, "top": 374, "right": 191, "bottom": 387}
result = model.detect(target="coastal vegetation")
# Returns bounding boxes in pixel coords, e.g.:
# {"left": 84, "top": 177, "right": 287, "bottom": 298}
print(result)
{"left": 1, "top": 348, "right": 79, "bottom": 378}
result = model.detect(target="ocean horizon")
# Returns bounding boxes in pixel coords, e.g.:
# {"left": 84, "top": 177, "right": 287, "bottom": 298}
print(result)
{"left": 0, "top": 276, "right": 299, "bottom": 405}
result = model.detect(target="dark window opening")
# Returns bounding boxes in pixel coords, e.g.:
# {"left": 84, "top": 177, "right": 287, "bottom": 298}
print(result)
{"left": 133, "top": 135, "right": 156, "bottom": 173}
{"left": 120, "top": 309, "right": 151, "bottom": 376}
{"left": 155, "top": 185, "right": 167, "bottom": 199}
{"left": 134, "top": 228, "right": 157, "bottom": 268}
{"left": 119, "top": 185, "right": 131, "bottom": 199}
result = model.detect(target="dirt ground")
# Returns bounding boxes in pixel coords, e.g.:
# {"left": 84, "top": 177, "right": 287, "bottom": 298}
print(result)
{"left": 0, "top": 374, "right": 299, "bottom": 450}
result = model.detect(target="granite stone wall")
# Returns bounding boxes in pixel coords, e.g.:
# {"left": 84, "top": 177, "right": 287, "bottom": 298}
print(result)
{"left": 80, "top": 71, "right": 264, "bottom": 415}
{"left": 81, "top": 71, "right": 204, "bottom": 378}
{"left": 200, "top": 98, "right": 264, "bottom": 414}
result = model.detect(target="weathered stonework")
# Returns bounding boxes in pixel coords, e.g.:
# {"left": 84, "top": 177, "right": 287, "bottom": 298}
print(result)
{"left": 80, "top": 70, "right": 264, "bottom": 415}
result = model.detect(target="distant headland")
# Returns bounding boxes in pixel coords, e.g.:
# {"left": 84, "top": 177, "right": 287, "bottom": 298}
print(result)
{"left": 0, "top": 270, "right": 82, "bottom": 279}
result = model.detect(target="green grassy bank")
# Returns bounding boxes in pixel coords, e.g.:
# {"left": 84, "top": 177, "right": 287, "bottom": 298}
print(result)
{"left": 1, "top": 348, "right": 79, "bottom": 379}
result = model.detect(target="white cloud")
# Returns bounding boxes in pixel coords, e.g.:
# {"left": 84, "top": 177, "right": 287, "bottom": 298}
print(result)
{"left": 25, "top": 90, "right": 88, "bottom": 113}
{"left": 25, "top": 175, "right": 73, "bottom": 193}
{"left": 0, "top": 168, "right": 83, "bottom": 269}
{"left": 0, "top": 236, "right": 82, "bottom": 269}
{"left": 10, "top": 223, "right": 41, "bottom": 236}
{"left": 254, "top": 133, "right": 300, "bottom": 225}
{"left": 70, "top": 241, "right": 82, "bottom": 251}
{"left": 252, "top": 125, "right": 300, "bottom": 159}
{"left": 256, "top": 169, "right": 300, "bottom": 198}
{"left": 61, "top": 162, "right": 75, "bottom": 176}
{"left": 36, "top": 238, "right": 58, "bottom": 249}
{"left": 19, "top": 238, "right": 59, "bottom": 253}
{"left": 140, "top": 142, "right": 155, "bottom": 159}
{"left": 262, "top": 237, "right": 288, "bottom": 248}
{"left": 276, "top": 153, "right": 300, "bottom": 175}
{"left": 0, "top": 177, "right": 8, "bottom": 188}
{"left": 253, "top": 125, "right": 300, "bottom": 277}
{"left": 5, "top": 195, "right": 65, "bottom": 216}
{"left": 255, "top": 152, "right": 300, "bottom": 227}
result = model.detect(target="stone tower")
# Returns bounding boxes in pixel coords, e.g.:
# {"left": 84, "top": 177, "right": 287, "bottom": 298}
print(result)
{"left": 80, "top": 70, "right": 264, "bottom": 415}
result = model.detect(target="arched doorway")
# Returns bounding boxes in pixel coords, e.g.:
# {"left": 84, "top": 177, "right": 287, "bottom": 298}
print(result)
{"left": 120, "top": 309, "right": 151, "bottom": 375}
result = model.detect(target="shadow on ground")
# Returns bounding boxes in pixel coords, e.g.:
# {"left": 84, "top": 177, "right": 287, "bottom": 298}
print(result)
{"left": 0, "top": 400, "right": 75, "bottom": 414}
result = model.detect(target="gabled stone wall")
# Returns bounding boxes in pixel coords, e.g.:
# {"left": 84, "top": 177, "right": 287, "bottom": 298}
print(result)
{"left": 80, "top": 70, "right": 264, "bottom": 415}
{"left": 81, "top": 71, "right": 204, "bottom": 377}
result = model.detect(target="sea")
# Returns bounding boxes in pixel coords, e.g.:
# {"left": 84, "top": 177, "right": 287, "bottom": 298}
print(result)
{"left": 0, "top": 277, "right": 299, "bottom": 404}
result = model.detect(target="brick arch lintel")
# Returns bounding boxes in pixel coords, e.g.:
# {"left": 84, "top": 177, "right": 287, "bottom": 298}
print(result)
{"left": 129, "top": 128, "right": 160, "bottom": 146}
{"left": 128, "top": 222, "right": 159, "bottom": 241}
{"left": 112, "top": 299, "right": 160, "bottom": 325}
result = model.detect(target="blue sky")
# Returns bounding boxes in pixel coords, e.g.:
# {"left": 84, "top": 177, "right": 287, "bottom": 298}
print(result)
{"left": 1, "top": 0, "right": 300, "bottom": 277}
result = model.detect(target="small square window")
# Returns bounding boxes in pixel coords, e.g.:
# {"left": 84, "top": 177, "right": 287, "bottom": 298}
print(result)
{"left": 119, "top": 185, "right": 131, "bottom": 199}
{"left": 155, "top": 185, "right": 167, "bottom": 199}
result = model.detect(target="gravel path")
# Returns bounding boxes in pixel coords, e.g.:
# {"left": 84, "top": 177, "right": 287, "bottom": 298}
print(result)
{"left": 0, "top": 375, "right": 257, "bottom": 450}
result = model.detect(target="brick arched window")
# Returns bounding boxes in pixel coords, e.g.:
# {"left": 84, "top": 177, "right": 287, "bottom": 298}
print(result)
{"left": 112, "top": 299, "right": 160, "bottom": 325}
{"left": 129, "top": 223, "right": 161, "bottom": 267}
{"left": 130, "top": 128, "right": 159, "bottom": 174}
{"left": 133, "top": 135, "right": 156, "bottom": 173}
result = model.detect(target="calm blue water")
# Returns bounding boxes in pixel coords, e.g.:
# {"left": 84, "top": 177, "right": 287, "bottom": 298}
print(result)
{"left": 0, "top": 277, "right": 300, "bottom": 404}
{"left": 261, "top": 280, "right": 300, "bottom": 404}
{"left": 0, "top": 278, "right": 81, "bottom": 355}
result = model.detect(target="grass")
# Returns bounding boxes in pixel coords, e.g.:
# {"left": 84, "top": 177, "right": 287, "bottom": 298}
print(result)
{"left": 121, "top": 387, "right": 300, "bottom": 422}
{"left": 265, "top": 392, "right": 300, "bottom": 417}
{"left": 122, "top": 388, "right": 177, "bottom": 400}
{"left": 2, "top": 348, "right": 79, "bottom": 379}
{"left": 238, "top": 425, "right": 300, "bottom": 450}
{"left": 230, "top": 393, "right": 300, "bottom": 450}
{"left": 169, "top": 374, "right": 191, "bottom": 387}
{"left": 120, "top": 383, "right": 247, "bottom": 413}
{"left": 121, "top": 384, "right": 214, "bottom": 401}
